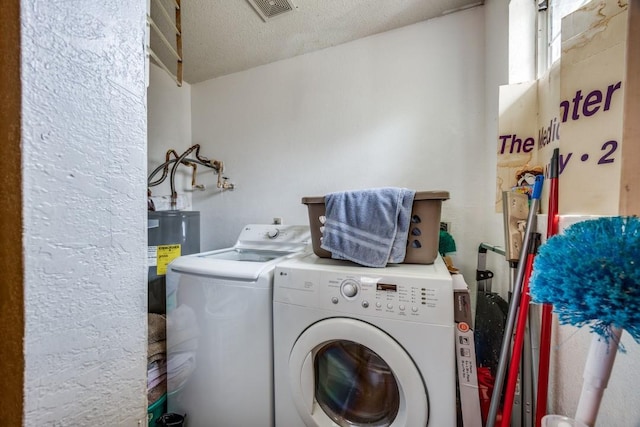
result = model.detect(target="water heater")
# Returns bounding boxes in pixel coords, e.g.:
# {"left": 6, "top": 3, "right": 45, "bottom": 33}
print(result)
{"left": 148, "top": 210, "right": 200, "bottom": 313}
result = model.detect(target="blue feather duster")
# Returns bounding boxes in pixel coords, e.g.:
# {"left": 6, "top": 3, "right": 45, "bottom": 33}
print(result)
{"left": 529, "top": 216, "right": 640, "bottom": 426}
{"left": 529, "top": 216, "right": 640, "bottom": 344}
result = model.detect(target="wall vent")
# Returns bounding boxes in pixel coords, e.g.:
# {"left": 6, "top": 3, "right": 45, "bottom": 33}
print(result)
{"left": 247, "top": 0, "right": 297, "bottom": 21}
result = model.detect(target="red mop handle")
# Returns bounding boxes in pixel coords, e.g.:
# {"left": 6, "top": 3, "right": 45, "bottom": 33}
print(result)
{"left": 500, "top": 246, "right": 537, "bottom": 427}
{"left": 536, "top": 149, "right": 560, "bottom": 427}
{"left": 536, "top": 304, "right": 553, "bottom": 424}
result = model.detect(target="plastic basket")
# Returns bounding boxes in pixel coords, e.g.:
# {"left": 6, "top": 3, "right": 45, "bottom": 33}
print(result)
{"left": 302, "top": 190, "right": 449, "bottom": 265}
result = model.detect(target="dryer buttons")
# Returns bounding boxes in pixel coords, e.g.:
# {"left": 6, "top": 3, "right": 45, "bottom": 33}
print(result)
{"left": 340, "top": 279, "right": 359, "bottom": 298}
{"left": 361, "top": 301, "right": 369, "bottom": 308}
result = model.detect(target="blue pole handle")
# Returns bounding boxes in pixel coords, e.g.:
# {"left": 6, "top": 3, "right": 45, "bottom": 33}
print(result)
{"left": 532, "top": 175, "right": 544, "bottom": 200}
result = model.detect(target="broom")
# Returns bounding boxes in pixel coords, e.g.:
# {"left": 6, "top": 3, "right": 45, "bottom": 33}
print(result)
{"left": 500, "top": 233, "right": 541, "bottom": 427}
{"left": 486, "top": 175, "right": 544, "bottom": 427}
{"left": 529, "top": 216, "right": 640, "bottom": 426}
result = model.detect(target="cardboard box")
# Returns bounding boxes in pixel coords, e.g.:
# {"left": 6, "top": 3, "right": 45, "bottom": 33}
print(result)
{"left": 452, "top": 274, "right": 483, "bottom": 427}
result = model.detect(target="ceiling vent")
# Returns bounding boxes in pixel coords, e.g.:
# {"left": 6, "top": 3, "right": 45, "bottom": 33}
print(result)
{"left": 247, "top": 0, "right": 297, "bottom": 21}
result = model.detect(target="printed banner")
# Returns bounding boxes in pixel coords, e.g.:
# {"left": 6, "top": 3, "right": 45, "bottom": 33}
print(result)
{"left": 496, "top": 81, "right": 538, "bottom": 212}
{"left": 496, "top": 0, "right": 627, "bottom": 215}
{"left": 557, "top": 0, "right": 627, "bottom": 215}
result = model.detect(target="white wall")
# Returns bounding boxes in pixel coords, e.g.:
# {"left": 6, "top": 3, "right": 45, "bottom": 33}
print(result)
{"left": 189, "top": 7, "right": 490, "bottom": 280}
{"left": 509, "top": 0, "right": 537, "bottom": 84}
{"left": 147, "top": 64, "right": 193, "bottom": 210}
{"left": 483, "top": 0, "right": 512, "bottom": 297}
{"left": 21, "top": 1, "right": 148, "bottom": 425}
{"left": 550, "top": 317, "right": 640, "bottom": 425}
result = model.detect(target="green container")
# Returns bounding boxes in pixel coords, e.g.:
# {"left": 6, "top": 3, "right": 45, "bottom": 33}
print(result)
{"left": 148, "top": 393, "right": 167, "bottom": 427}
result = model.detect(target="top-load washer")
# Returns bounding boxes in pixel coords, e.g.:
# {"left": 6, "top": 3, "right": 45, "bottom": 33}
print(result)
{"left": 273, "top": 253, "right": 456, "bottom": 427}
{"left": 165, "top": 224, "right": 310, "bottom": 427}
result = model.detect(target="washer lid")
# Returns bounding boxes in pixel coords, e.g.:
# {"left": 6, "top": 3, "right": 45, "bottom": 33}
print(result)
{"left": 169, "top": 248, "right": 300, "bottom": 280}
{"left": 202, "top": 248, "right": 291, "bottom": 262}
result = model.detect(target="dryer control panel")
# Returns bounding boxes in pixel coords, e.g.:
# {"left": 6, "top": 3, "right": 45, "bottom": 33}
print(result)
{"left": 324, "top": 274, "right": 451, "bottom": 324}
{"left": 234, "top": 224, "right": 311, "bottom": 251}
{"left": 274, "top": 257, "right": 453, "bottom": 326}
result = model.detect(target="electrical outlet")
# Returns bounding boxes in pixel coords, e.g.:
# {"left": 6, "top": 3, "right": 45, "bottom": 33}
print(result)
{"left": 440, "top": 221, "right": 451, "bottom": 233}
{"left": 502, "top": 191, "right": 529, "bottom": 262}
{"left": 273, "top": 217, "right": 282, "bottom": 225}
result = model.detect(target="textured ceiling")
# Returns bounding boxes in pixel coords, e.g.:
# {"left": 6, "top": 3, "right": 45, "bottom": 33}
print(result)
{"left": 159, "top": 0, "right": 483, "bottom": 84}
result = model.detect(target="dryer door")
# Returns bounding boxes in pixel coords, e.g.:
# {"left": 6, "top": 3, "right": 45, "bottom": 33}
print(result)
{"left": 288, "top": 318, "right": 428, "bottom": 427}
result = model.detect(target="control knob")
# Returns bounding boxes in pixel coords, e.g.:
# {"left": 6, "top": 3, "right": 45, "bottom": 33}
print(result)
{"left": 341, "top": 279, "right": 359, "bottom": 298}
{"left": 267, "top": 228, "right": 280, "bottom": 239}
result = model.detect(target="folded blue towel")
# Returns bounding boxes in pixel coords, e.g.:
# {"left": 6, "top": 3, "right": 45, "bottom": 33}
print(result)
{"left": 321, "top": 187, "right": 416, "bottom": 267}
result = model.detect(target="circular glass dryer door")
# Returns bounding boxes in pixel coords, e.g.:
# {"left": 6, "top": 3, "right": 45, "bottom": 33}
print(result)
{"left": 288, "top": 318, "right": 429, "bottom": 427}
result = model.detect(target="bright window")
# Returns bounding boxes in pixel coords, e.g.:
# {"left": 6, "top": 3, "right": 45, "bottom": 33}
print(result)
{"left": 539, "top": 0, "right": 592, "bottom": 74}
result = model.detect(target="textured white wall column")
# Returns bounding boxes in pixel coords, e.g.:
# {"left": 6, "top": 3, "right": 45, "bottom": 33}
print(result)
{"left": 21, "top": 0, "right": 148, "bottom": 425}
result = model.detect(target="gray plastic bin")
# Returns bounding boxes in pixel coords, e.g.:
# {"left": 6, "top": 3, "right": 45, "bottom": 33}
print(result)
{"left": 302, "top": 191, "right": 449, "bottom": 265}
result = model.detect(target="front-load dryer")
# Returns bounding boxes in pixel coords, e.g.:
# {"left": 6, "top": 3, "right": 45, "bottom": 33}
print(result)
{"left": 166, "top": 224, "right": 310, "bottom": 427}
{"left": 273, "top": 253, "right": 455, "bottom": 427}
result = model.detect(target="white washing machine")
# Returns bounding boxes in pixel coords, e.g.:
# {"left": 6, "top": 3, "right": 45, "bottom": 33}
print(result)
{"left": 273, "top": 253, "right": 456, "bottom": 427}
{"left": 165, "top": 224, "right": 310, "bottom": 427}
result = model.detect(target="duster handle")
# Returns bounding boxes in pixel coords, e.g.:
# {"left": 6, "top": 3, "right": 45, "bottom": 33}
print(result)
{"left": 574, "top": 327, "right": 622, "bottom": 426}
